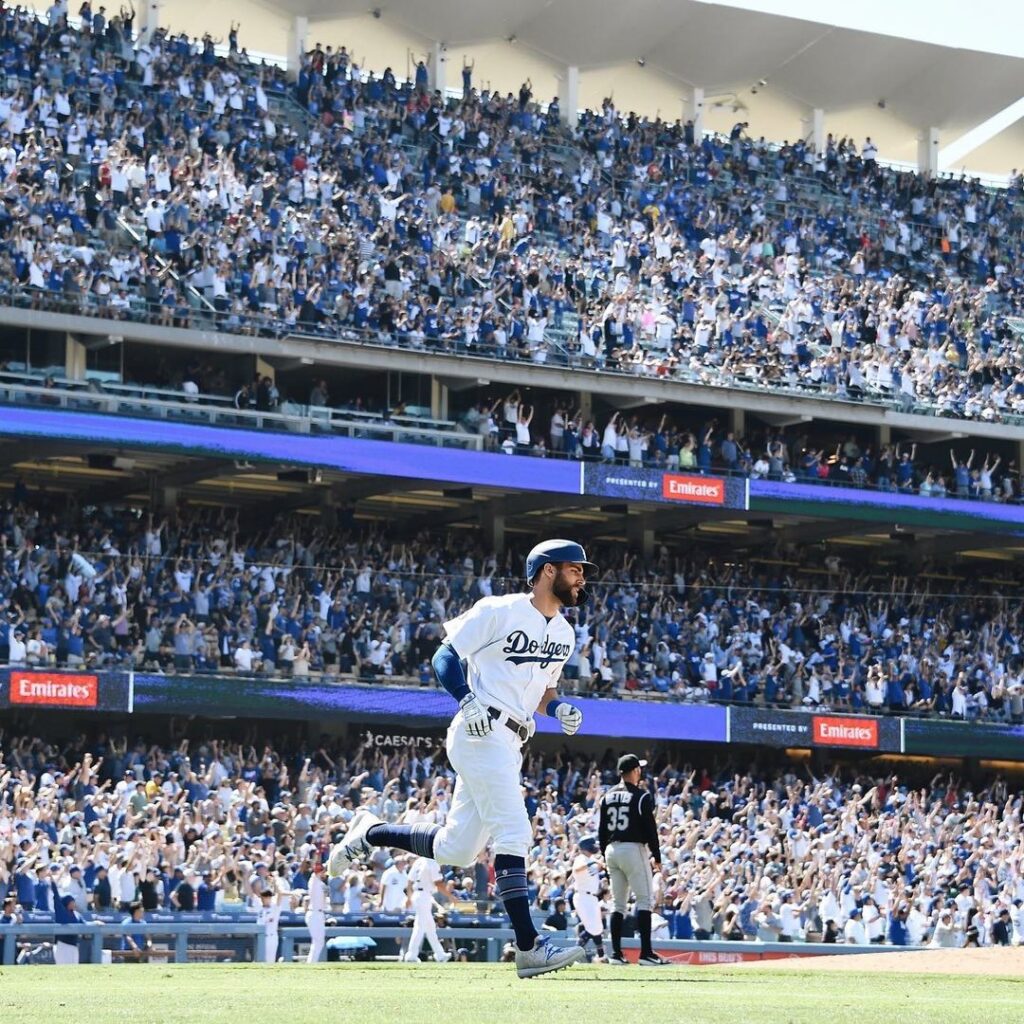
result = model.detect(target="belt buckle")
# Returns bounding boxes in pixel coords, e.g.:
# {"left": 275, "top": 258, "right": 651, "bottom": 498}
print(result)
{"left": 516, "top": 722, "right": 529, "bottom": 742}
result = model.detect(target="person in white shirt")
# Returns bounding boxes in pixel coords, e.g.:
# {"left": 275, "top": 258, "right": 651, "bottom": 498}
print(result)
{"left": 571, "top": 837, "right": 606, "bottom": 960}
{"left": 403, "top": 857, "right": 451, "bottom": 963}
{"left": 843, "top": 907, "right": 867, "bottom": 944}
{"left": 379, "top": 856, "right": 410, "bottom": 913}
{"left": 304, "top": 863, "right": 328, "bottom": 963}
{"left": 258, "top": 885, "right": 289, "bottom": 963}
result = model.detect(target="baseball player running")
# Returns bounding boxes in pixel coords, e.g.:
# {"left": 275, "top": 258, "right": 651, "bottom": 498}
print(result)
{"left": 571, "top": 836, "right": 607, "bottom": 961}
{"left": 329, "top": 539, "right": 595, "bottom": 978}
{"left": 598, "top": 754, "right": 670, "bottom": 966}
{"left": 403, "top": 855, "right": 452, "bottom": 963}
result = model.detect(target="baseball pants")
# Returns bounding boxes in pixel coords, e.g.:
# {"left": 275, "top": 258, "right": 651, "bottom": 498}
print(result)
{"left": 263, "top": 930, "right": 278, "bottom": 963}
{"left": 606, "top": 842, "right": 653, "bottom": 914}
{"left": 305, "top": 911, "right": 325, "bottom": 963}
{"left": 53, "top": 941, "right": 79, "bottom": 965}
{"left": 432, "top": 711, "right": 533, "bottom": 865}
{"left": 575, "top": 893, "right": 604, "bottom": 936}
{"left": 405, "top": 893, "right": 446, "bottom": 961}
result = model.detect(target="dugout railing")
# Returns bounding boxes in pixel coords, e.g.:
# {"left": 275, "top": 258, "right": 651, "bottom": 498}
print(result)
{"left": 0, "top": 921, "right": 922, "bottom": 966}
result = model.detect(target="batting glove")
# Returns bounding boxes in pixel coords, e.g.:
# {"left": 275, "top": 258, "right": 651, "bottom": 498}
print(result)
{"left": 555, "top": 702, "right": 583, "bottom": 736}
{"left": 459, "top": 693, "right": 493, "bottom": 737}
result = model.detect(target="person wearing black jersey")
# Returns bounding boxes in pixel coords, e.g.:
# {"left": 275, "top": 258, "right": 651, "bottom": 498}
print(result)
{"left": 597, "top": 754, "right": 669, "bottom": 966}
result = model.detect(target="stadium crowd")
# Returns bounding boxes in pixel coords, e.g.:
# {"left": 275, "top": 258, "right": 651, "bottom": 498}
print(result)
{"left": 1, "top": 495, "right": 1023, "bottom": 722}
{"left": 1, "top": 728, "right": 1022, "bottom": 952}
{"left": 0, "top": 6, "right": 1023, "bottom": 426}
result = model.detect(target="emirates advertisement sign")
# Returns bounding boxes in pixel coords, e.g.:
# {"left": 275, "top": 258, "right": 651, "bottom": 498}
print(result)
{"left": 0, "top": 670, "right": 131, "bottom": 713}
{"left": 729, "top": 707, "right": 899, "bottom": 752}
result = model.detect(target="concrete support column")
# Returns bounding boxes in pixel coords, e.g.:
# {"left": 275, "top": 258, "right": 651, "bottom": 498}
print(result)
{"left": 288, "top": 16, "right": 309, "bottom": 81}
{"left": 917, "top": 127, "right": 939, "bottom": 176}
{"left": 627, "top": 511, "right": 655, "bottom": 561}
{"left": 480, "top": 504, "right": 505, "bottom": 553}
{"left": 255, "top": 356, "right": 275, "bottom": 385}
{"left": 811, "top": 107, "right": 825, "bottom": 154}
{"left": 876, "top": 424, "right": 892, "bottom": 450}
{"left": 319, "top": 487, "right": 338, "bottom": 528}
{"left": 689, "top": 86, "right": 705, "bottom": 141}
{"left": 151, "top": 480, "right": 178, "bottom": 515}
{"left": 577, "top": 390, "right": 593, "bottom": 424}
{"left": 137, "top": 0, "right": 161, "bottom": 44}
{"left": 729, "top": 407, "right": 746, "bottom": 439}
{"left": 65, "top": 333, "right": 86, "bottom": 381}
{"left": 430, "top": 376, "right": 449, "bottom": 420}
{"left": 430, "top": 41, "right": 448, "bottom": 96}
{"left": 559, "top": 65, "right": 580, "bottom": 127}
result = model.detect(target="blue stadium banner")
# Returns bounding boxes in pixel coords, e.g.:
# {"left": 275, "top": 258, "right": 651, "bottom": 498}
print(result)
{"left": 728, "top": 706, "right": 901, "bottom": 753}
{"left": 582, "top": 464, "right": 749, "bottom": 510}
{"left": 133, "top": 674, "right": 729, "bottom": 743}
{"left": 0, "top": 669, "right": 132, "bottom": 714}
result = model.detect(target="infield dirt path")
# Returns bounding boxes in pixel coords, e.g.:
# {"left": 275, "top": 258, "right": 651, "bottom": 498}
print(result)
{"left": 729, "top": 946, "right": 1024, "bottom": 976}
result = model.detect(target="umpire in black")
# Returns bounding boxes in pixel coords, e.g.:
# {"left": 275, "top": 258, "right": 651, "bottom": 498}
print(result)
{"left": 598, "top": 753, "right": 668, "bottom": 966}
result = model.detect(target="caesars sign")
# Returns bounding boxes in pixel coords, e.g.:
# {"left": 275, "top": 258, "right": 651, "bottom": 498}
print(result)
{"left": 8, "top": 671, "right": 99, "bottom": 708}
{"left": 729, "top": 707, "right": 892, "bottom": 751}
{"left": 358, "top": 728, "right": 442, "bottom": 749}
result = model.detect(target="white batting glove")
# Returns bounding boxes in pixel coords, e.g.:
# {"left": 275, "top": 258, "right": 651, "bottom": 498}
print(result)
{"left": 459, "top": 693, "right": 493, "bottom": 737}
{"left": 555, "top": 702, "right": 583, "bottom": 736}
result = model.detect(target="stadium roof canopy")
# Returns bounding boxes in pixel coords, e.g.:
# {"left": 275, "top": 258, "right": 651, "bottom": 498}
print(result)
{"left": 253, "top": 0, "right": 1024, "bottom": 173}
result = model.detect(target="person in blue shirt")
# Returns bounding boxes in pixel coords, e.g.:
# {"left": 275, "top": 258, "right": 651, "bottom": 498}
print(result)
{"left": 888, "top": 902, "right": 910, "bottom": 946}
{"left": 34, "top": 864, "right": 55, "bottom": 913}
{"left": 196, "top": 872, "right": 219, "bottom": 912}
{"left": 120, "top": 902, "right": 152, "bottom": 961}
{"left": 53, "top": 888, "right": 88, "bottom": 965}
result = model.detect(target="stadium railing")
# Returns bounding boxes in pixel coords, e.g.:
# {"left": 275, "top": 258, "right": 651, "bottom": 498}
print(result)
{"left": 0, "top": 286, "right": 1017, "bottom": 427}
{"left": 0, "top": 377, "right": 483, "bottom": 451}
{"left": 2, "top": 368, "right": 1020, "bottom": 512}
{"left": 0, "top": 920, "right": 921, "bottom": 966}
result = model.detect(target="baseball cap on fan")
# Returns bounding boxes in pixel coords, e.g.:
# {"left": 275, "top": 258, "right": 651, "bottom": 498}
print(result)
{"left": 617, "top": 754, "right": 647, "bottom": 774}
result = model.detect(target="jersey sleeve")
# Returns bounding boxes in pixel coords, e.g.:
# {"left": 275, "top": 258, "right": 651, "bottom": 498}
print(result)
{"left": 442, "top": 598, "right": 499, "bottom": 658}
{"left": 640, "top": 792, "right": 661, "bottom": 864}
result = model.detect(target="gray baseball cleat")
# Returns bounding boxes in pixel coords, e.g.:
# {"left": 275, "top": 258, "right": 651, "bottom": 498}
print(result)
{"left": 327, "top": 809, "right": 382, "bottom": 877}
{"left": 515, "top": 937, "right": 587, "bottom": 979}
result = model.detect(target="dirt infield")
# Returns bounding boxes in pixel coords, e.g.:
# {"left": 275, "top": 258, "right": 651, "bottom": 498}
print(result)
{"left": 730, "top": 946, "right": 1024, "bottom": 976}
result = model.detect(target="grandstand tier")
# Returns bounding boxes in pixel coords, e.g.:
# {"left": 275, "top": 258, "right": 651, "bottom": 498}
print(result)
{"left": 3, "top": 1, "right": 1024, "bottom": 974}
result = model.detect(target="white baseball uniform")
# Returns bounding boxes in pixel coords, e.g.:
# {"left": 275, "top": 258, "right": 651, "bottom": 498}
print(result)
{"left": 404, "top": 857, "right": 447, "bottom": 962}
{"left": 380, "top": 863, "right": 410, "bottom": 912}
{"left": 305, "top": 873, "right": 327, "bottom": 963}
{"left": 258, "top": 895, "right": 286, "bottom": 963}
{"left": 53, "top": 941, "right": 80, "bottom": 965}
{"left": 433, "top": 593, "right": 574, "bottom": 864}
{"left": 572, "top": 854, "right": 604, "bottom": 936}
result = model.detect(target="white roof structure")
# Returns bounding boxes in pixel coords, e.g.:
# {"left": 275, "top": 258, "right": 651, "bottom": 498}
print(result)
{"left": 156, "top": 0, "right": 1024, "bottom": 174}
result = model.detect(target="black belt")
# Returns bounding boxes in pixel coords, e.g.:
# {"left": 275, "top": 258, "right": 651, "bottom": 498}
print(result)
{"left": 487, "top": 706, "right": 530, "bottom": 741}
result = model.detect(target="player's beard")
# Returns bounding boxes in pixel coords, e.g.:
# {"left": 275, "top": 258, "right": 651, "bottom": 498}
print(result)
{"left": 552, "top": 571, "right": 587, "bottom": 607}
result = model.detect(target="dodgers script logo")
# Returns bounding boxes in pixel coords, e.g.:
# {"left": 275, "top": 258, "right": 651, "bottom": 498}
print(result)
{"left": 502, "top": 630, "right": 572, "bottom": 668}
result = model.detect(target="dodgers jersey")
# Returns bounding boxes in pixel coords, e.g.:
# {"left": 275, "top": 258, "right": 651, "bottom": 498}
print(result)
{"left": 409, "top": 857, "right": 443, "bottom": 893}
{"left": 572, "top": 855, "right": 601, "bottom": 897}
{"left": 443, "top": 593, "right": 575, "bottom": 723}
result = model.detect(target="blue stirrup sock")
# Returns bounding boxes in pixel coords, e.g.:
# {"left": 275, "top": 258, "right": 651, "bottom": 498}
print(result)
{"left": 494, "top": 853, "right": 539, "bottom": 952}
{"left": 365, "top": 822, "right": 439, "bottom": 859}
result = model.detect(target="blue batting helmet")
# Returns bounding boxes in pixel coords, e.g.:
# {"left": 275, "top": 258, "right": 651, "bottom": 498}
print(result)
{"left": 525, "top": 539, "right": 598, "bottom": 585}
{"left": 578, "top": 835, "right": 599, "bottom": 855}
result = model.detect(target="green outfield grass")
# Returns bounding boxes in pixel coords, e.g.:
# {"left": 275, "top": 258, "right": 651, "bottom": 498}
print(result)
{"left": 0, "top": 963, "right": 1018, "bottom": 1024}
